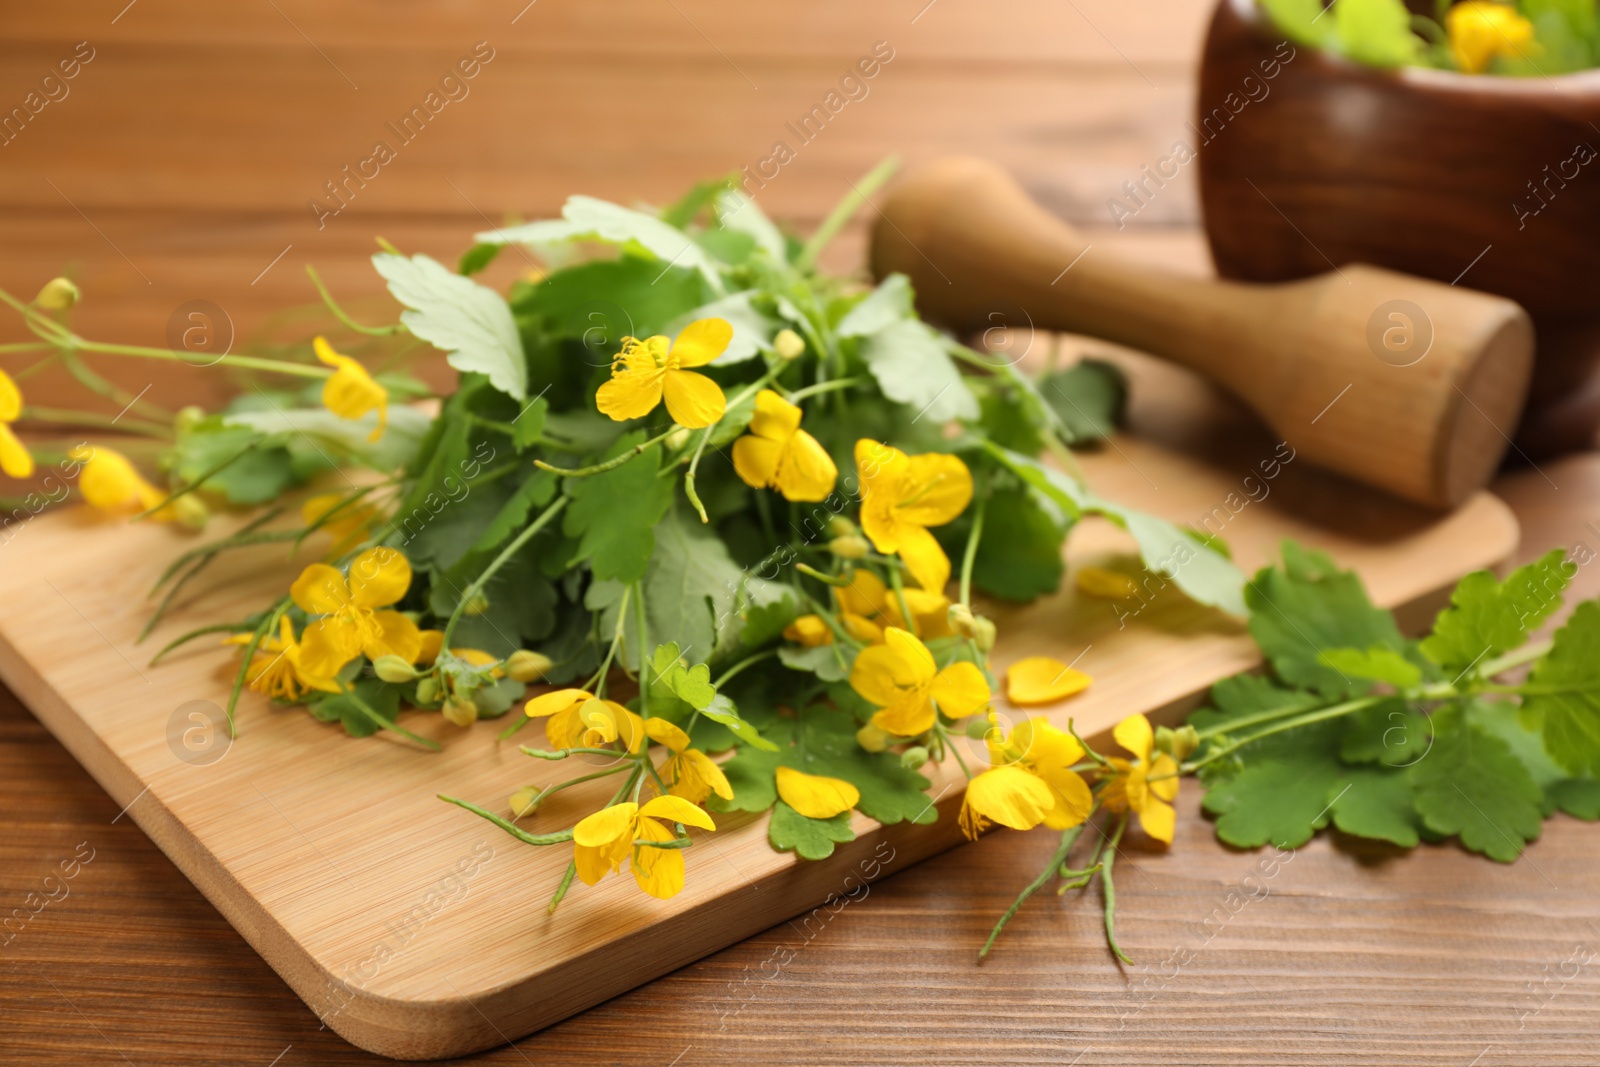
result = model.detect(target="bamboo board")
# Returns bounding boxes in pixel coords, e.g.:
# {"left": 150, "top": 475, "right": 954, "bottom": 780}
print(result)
{"left": 0, "top": 434, "right": 1518, "bottom": 1059}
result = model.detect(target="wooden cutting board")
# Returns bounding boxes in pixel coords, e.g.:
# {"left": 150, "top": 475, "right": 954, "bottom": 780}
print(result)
{"left": 0, "top": 432, "right": 1517, "bottom": 1060}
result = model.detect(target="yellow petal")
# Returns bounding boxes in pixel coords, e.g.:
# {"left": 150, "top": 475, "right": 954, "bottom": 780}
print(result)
{"left": 630, "top": 815, "right": 686, "bottom": 898}
{"left": 782, "top": 614, "right": 834, "bottom": 647}
{"left": 1040, "top": 769, "right": 1096, "bottom": 831}
{"left": 1006, "top": 717, "right": 1085, "bottom": 772}
{"left": 870, "top": 694, "right": 938, "bottom": 737}
{"left": 775, "top": 765, "right": 860, "bottom": 819}
{"left": 297, "top": 615, "right": 363, "bottom": 677}
{"left": 414, "top": 629, "right": 444, "bottom": 665}
{"left": 677, "top": 748, "right": 733, "bottom": 802}
{"left": 573, "top": 841, "right": 615, "bottom": 886}
{"left": 849, "top": 626, "right": 935, "bottom": 708}
{"left": 1006, "top": 656, "right": 1092, "bottom": 707}
{"left": 836, "top": 569, "right": 891, "bottom": 622}
{"left": 747, "top": 389, "right": 801, "bottom": 439}
{"left": 75, "top": 446, "right": 161, "bottom": 514}
{"left": 573, "top": 802, "right": 638, "bottom": 847}
{"left": 290, "top": 563, "right": 351, "bottom": 615}
{"left": 662, "top": 369, "right": 726, "bottom": 428}
{"left": 960, "top": 765, "right": 1054, "bottom": 838}
{"left": 0, "top": 368, "right": 21, "bottom": 422}
{"left": 1114, "top": 713, "right": 1155, "bottom": 763}
{"left": 894, "top": 523, "right": 952, "bottom": 593}
{"left": 365, "top": 610, "right": 423, "bottom": 664}
{"left": 1148, "top": 752, "right": 1180, "bottom": 803}
{"left": 523, "top": 688, "right": 593, "bottom": 719}
{"left": 774, "top": 429, "right": 838, "bottom": 503}
{"left": 1138, "top": 796, "right": 1176, "bottom": 844}
{"left": 315, "top": 337, "right": 388, "bottom": 434}
{"left": 0, "top": 423, "right": 34, "bottom": 479}
{"left": 841, "top": 612, "right": 884, "bottom": 644}
{"left": 897, "top": 452, "right": 973, "bottom": 528}
{"left": 596, "top": 343, "right": 666, "bottom": 422}
{"left": 638, "top": 793, "right": 717, "bottom": 831}
{"left": 347, "top": 547, "right": 412, "bottom": 609}
{"left": 854, "top": 438, "right": 907, "bottom": 487}
{"left": 931, "top": 661, "right": 991, "bottom": 719}
{"left": 732, "top": 435, "right": 783, "bottom": 490}
{"left": 669, "top": 317, "right": 733, "bottom": 368}
{"left": 1075, "top": 565, "right": 1139, "bottom": 600}
{"left": 644, "top": 716, "right": 691, "bottom": 752}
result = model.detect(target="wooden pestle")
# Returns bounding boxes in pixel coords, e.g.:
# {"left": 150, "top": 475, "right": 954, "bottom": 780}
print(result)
{"left": 869, "top": 157, "right": 1534, "bottom": 509}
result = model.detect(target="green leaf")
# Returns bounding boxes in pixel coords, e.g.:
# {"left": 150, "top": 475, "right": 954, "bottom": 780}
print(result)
{"left": 457, "top": 242, "right": 501, "bottom": 276}
{"left": 769, "top": 801, "right": 855, "bottom": 860}
{"left": 477, "top": 195, "right": 723, "bottom": 289}
{"left": 640, "top": 504, "right": 746, "bottom": 665}
{"left": 1318, "top": 646, "right": 1422, "bottom": 690}
{"left": 1259, "top": 0, "right": 1338, "bottom": 46}
{"left": 1339, "top": 698, "right": 1428, "bottom": 765}
{"left": 311, "top": 677, "right": 401, "bottom": 740}
{"left": 1409, "top": 705, "right": 1544, "bottom": 863}
{"left": 968, "top": 488, "right": 1065, "bottom": 601}
{"left": 224, "top": 404, "right": 431, "bottom": 473}
{"left": 739, "top": 592, "right": 799, "bottom": 650}
{"left": 1199, "top": 729, "right": 1346, "bottom": 848}
{"left": 517, "top": 257, "right": 708, "bottom": 344}
{"left": 778, "top": 642, "right": 853, "bottom": 683}
{"left": 650, "top": 641, "right": 718, "bottom": 708}
{"left": 1037, "top": 359, "right": 1127, "bottom": 445}
{"left": 561, "top": 432, "right": 676, "bottom": 583}
{"left": 1334, "top": 0, "right": 1421, "bottom": 67}
{"left": 1245, "top": 542, "right": 1404, "bottom": 699}
{"left": 1420, "top": 549, "right": 1572, "bottom": 674}
{"left": 836, "top": 273, "right": 917, "bottom": 337}
{"left": 715, "top": 187, "right": 787, "bottom": 262}
{"left": 372, "top": 252, "right": 527, "bottom": 399}
{"left": 511, "top": 396, "right": 548, "bottom": 451}
{"left": 1522, "top": 599, "right": 1600, "bottom": 776}
{"left": 698, "top": 694, "right": 778, "bottom": 751}
{"left": 1329, "top": 765, "right": 1422, "bottom": 847}
{"left": 1546, "top": 778, "right": 1600, "bottom": 820}
{"left": 470, "top": 468, "right": 557, "bottom": 556}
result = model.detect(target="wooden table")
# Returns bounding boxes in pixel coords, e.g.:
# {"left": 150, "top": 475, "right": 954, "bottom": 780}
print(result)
{"left": 5, "top": 2, "right": 1600, "bottom": 1063}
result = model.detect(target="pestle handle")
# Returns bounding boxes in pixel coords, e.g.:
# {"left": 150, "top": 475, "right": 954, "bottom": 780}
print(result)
{"left": 870, "top": 157, "right": 1534, "bottom": 509}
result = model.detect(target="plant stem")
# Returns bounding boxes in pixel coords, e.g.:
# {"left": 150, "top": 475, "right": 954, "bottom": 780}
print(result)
{"left": 796, "top": 156, "right": 900, "bottom": 271}
{"left": 980, "top": 823, "right": 1086, "bottom": 959}
{"left": 959, "top": 481, "right": 987, "bottom": 608}
{"left": 536, "top": 427, "right": 676, "bottom": 478}
{"left": 21, "top": 405, "right": 170, "bottom": 439}
{"left": 439, "top": 496, "right": 570, "bottom": 650}
{"left": 714, "top": 648, "right": 778, "bottom": 689}
{"left": 634, "top": 580, "right": 650, "bottom": 712}
{"left": 305, "top": 265, "right": 404, "bottom": 336}
{"left": 1481, "top": 638, "right": 1554, "bottom": 679}
{"left": 784, "top": 375, "right": 870, "bottom": 403}
{"left": 1181, "top": 696, "right": 1382, "bottom": 776}
{"left": 1101, "top": 814, "right": 1133, "bottom": 964}
{"left": 70, "top": 337, "right": 333, "bottom": 379}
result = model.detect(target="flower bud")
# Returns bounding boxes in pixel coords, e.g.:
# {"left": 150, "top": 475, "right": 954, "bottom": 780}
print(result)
{"left": 174, "top": 405, "right": 207, "bottom": 435}
{"left": 373, "top": 655, "right": 418, "bottom": 684}
{"left": 855, "top": 723, "right": 893, "bottom": 753}
{"left": 414, "top": 677, "right": 441, "bottom": 705}
{"left": 1154, "top": 724, "right": 1200, "bottom": 762}
{"left": 965, "top": 717, "right": 994, "bottom": 740}
{"left": 827, "top": 516, "right": 856, "bottom": 539}
{"left": 34, "top": 277, "right": 79, "bottom": 311}
{"left": 900, "top": 745, "right": 929, "bottom": 769}
{"left": 461, "top": 592, "right": 489, "bottom": 616}
{"left": 172, "top": 493, "right": 209, "bottom": 531}
{"left": 828, "top": 534, "right": 868, "bottom": 560}
{"left": 665, "top": 427, "right": 691, "bottom": 450}
{"left": 509, "top": 787, "right": 540, "bottom": 818}
{"left": 948, "top": 603, "right": 977, "bottom": 638}
{"left": 970, "top": 615, "right": 997, "bottom": 653}
{"left": 773, "top": 328, "right": 805, "bottom": 360}
{"left": 505, "top": 649, "right": 553, "bottom": 683}
{"left": 442, "top": 698, "right": 479, "bottom": 727}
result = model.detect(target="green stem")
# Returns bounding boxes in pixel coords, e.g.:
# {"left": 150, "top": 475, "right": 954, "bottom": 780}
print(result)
{"left": 682, "top": 426, "right": 716, "bottom": 523}
{"left": 1193, "top": 694, "right": 1370, "bottom": 741}
{"left": 69, "top": 337, "right": 332, "bottom": 379}
{"left": 548, "top": 862, "right": 578, "bottom": 914}
{"left": 0, "top": 342, "right": 50, "bottom": 354}
{"left": 305, "top": 265, "right": 404, "bottom": 336}
{"left": 980, "top": 823, "right": 1086, "bottom": 959}
{"left": 1101, "top": 814, "right": 1133, "bottom": 964}
{"left": 516, "top": 764, "right": 633, "bottom": 813}
{"left": 713, "top": 648, "right": 778, "bottom": 689}
{"left": 438, "top": 795, "right": 575, "bottom": 845}
{"left": 521, "top": 745, "right": 634, "bottom": 760}
{"left": 1481, "top": 638, "right": 1553, "bottom": 679}
{"left": 959, "top": 480, "right": 987, "bottom": 608}
{"left": 784, "top": 375, "right": 869, "bottom": 403}
{"left": 1182, "top": 696, "right": 1382, "bottom": 776}
{"left": 887, "top": 565, "right": 917, "bottom": 638}
{"left": 634, "top": 580, "right": 650, "bottom": 712}
{"left": 439, "top": 496, "right": 569, "bottom": 650}
{"left": 797, "top": 156, "right": 900, "bottom": 271}
{"left": 59, "top": 349, "right": 172, "bottom": 422}
{"left": 21, "top": 405, "right": 170, "bottom": 439}
{"left": 536, "top": 428, "right": 676, "bottom": 478}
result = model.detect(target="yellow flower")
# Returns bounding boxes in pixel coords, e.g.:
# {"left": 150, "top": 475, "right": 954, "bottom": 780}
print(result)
{"left": 225, "top": 615, "right": 340, "bottom": 702}
{"left": 775, "top": 765, "right": 859, "bottom": 819}
{"left": 1076, "top": 565, "right": 1139, "bottom": 600}
{"left": 522, "top": 688, "right": 645, "bottom": 753}
{"left": 960, "top": 716, "right": 1094, "bottom": 839}
{"left": 70, "top": 444, "right": 172, "bottom": 519}
{"left": 1005, "top": 656, "right": 1092, "bottom": 707}
{"left": 0, "top": 368, "right": 35, "bottom": 479}
{"left": 644, "top": 718, "right": 732, "bottom": 805}
{"left": 1447, "top": 1, "right": 1536, "bottom": 73}
{"left": 855, "top": 440, "right": 972, "bottom": 593}
{"left": 595, "top": 317, "right": 730, "bottom": 429}
{"left": 1101, "top": 712, "right": 1179, "bottom": 844}
{"left": 849, "top": 626, "right": 991, "bottom": 737}
{"left": 314, "top": 337, "right": 388, "bottom": 442}
{"left": 782, "top": 570, "right": 952, "bottom": 650}
{"left": 301, "top": 492, "right": 379, "bottom": 557}
{"left": 289, "top": 547, "right": 423, "bottom": 677}
{"left": 732, "top": 389, "right": 838, "bottom": 502}
{"left": 573, "top": 794, "right": 715, "bottom": 898}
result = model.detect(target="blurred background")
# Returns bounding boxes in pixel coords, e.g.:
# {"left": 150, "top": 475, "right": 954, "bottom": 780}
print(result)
{"left": 0, "top": 0, "right": 1213, "bottom": 410}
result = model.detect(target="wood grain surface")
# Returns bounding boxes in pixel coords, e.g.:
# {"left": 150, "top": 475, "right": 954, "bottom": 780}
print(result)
{"left": 4, "top": 0, "right": 1599, "bottom": 1063}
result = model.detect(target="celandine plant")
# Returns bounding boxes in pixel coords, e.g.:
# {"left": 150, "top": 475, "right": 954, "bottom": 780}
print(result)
{"left": 2, "top": 163, "right": 1597, "bottom": 958}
